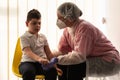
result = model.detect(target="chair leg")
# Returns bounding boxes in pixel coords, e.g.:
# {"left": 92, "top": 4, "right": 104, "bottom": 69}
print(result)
{"left": 35, "top": 78, "right": 44, "bottom": 80}
{"left": 36, "top": 79, "right": 44, "bottom": 80}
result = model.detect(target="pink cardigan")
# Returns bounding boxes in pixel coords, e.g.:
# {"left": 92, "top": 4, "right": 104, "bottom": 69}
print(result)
{"left": 57, "top": 19, "right": 120, "bottom": 65}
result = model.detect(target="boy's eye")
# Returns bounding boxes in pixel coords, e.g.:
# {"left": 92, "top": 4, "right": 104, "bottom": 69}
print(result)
{"left": 32, "top": 22, "right": 37, "bottom": 25}
{"left": 32, "top": 22, "right": 41, "bottom": 25}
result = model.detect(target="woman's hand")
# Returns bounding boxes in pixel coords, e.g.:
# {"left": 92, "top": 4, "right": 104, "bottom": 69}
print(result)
{"left": 56, "top": 67, "right": 63, "bottom": 76}
{"left": 54, "top": 64, "right": 63, "bottom": 76}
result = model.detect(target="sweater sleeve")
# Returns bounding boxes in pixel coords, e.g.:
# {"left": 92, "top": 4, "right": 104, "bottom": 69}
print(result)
{"left": 57, "top": 23, "right": 94, "bottom": 65}
{"left": 57, "top": 50, "right": 86, "bottom": 65}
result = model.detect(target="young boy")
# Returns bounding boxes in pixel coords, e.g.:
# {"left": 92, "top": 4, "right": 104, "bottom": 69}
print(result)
{"left": 19, "top": 9, "right": 61, "bottom": 80}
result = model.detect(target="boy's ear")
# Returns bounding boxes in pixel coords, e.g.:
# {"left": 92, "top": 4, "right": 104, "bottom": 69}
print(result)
{"left": 26, "top": 21, "right": 28, "bottom": 26}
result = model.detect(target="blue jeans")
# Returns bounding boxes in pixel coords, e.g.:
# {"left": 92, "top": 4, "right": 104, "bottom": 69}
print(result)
{"left": 19, "top": 62, "right": 57, "bottom": 80}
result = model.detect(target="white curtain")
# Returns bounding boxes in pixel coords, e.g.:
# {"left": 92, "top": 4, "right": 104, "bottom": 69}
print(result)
{"left": 0, "top": 0, "right": 120, "bottom": 80}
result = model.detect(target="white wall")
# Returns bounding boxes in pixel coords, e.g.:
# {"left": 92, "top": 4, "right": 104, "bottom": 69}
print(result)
{"left": 106, "top": 0, "right": 120, "bottom": 52}
{"left": 90, "top": 0, "right": 120, "bottom": 52}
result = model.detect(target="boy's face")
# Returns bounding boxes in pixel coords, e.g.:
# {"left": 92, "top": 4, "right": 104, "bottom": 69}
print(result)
{"left": 26, "top": 18, "right": 41, "bottom": 34}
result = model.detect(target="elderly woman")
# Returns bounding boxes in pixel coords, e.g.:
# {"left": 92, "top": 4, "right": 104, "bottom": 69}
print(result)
{"left": 53, "top": 2, "right": 120, "bottom": 80}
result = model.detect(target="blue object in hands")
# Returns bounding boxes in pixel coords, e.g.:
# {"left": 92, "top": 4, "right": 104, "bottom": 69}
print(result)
{"left": 42, "top": 57, "right": 58, "bottom": 70}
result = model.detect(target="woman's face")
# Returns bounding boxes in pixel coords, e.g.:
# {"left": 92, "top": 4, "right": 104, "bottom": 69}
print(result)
{"left": 57, "top": 11, "right": 73, "bottom": 27}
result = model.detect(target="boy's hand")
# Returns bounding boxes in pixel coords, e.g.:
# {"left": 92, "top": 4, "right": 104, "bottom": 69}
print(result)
{"left": 38, "top": 58, "right": 49, "bottom": 65}
{"left": 42, "top": 57, "right": 58, "bottom": 70}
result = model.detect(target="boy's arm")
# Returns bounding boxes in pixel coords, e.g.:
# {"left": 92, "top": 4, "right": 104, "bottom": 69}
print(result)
{"left": 23, "top": 47, "right": 49, "bottom": 65}
{"left": 44, "top": 45, "right": 54, "bottom": 60}
{"left": 44, "top": 45, "right": 63, "bottom": 76}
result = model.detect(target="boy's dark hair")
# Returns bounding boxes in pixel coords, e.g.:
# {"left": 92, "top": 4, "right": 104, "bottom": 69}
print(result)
{"left": 26, "top": 9, "right": 41, "bottom": 22}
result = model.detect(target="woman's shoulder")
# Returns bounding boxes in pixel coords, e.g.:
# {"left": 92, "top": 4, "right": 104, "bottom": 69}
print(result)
{"left": 78, "top": 19, "right": 102, "bottom": 33}
{"left": 78, "top": 19, "right": 95, "bottom": 28}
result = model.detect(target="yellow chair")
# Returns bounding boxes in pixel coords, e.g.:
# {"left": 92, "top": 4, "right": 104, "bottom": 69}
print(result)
{"left": 12, "top": 38, "right": 45, "bottom": 80}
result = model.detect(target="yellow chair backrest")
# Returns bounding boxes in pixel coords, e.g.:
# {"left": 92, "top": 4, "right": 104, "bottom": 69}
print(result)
{"left": 12, "top": 38, "right": 45, "bottom": 79}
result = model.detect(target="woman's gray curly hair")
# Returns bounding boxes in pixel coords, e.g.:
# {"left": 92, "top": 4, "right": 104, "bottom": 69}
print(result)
{"left": 57, "top": 2, "right": 82, "bottom": 21}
